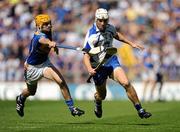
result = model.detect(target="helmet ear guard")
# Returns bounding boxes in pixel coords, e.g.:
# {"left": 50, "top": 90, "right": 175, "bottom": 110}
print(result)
{"left": 95, "top": 8, "right": 109, "bottom": 20}
{"left": 35, "top": 14, "right": 51, "bottom": 28}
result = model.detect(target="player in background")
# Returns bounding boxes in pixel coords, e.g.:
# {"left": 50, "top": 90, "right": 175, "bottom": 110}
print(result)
{"left": 155, "top": 62, "right": 164, "bottom": 101}
{"left": 141, "top": 48, "right": 156, "bottom": 102}
{"left": 83, "top": 8, "right": 152, "bottom": 119}
{"left": 16, "top": 14, "right": 84, "bottom": 117}
{"left": 149, "top": 54, "right": 164, "bottom": 102}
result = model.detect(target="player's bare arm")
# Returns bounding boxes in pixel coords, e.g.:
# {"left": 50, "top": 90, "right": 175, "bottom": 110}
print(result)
{"left": 39, "top": 37, "right": 56, "bottom": 48}
{"left": 115, "top": 32, "right": 144, "bottom": 50}
{"left": 39, "top": 37, "right": 59, "bottom": 54}
{"left": 83, "top": 53, "right": 96, "bottom": 76}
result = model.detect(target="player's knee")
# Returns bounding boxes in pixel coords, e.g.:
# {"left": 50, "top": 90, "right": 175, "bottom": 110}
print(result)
{"left": 59, "top": 80, "right": 66, "bottom": 88}
{"left": 96, "top": 96, "right": 106, "bottom": 101}
{"left": 121, "top": 81, "right": 132, "bottom": 91}
{"left": 94, "top": 93, "right": 106, "bottom": 100}
{"left": 121, "top": 81, "right": 130, "bottom": 88}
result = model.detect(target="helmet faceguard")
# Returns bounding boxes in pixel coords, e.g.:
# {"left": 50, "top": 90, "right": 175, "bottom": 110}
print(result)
{"left": 95, "top": 8, "right": 109, "bottom": 21}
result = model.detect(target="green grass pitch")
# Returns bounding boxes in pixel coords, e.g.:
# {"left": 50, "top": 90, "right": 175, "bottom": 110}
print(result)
{"left": 0, "top": 100, "right": 180, "bottom": 132}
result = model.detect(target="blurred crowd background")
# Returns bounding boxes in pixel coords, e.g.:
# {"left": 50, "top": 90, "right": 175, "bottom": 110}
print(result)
{"left": 0, "top": 0, "right": 179, "bottom": 83}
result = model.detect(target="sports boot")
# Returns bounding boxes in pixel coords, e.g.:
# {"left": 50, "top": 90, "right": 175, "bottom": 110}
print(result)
{"left": 16, "top": 95, "right": 25, "bottom": 117}
{"left": 71, "top": 107, "right": 85, "bottom": 116}
{"left": 138, "top": 109, "right": 152, "bottom": 119}
{"left": 94, "top": 100, "right": 102, "bottom": 118}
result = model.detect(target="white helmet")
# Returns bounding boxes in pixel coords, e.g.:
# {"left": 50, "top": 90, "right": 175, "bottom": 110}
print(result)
{"left": 95, "top": 8, "right": 109, "bottom": 20}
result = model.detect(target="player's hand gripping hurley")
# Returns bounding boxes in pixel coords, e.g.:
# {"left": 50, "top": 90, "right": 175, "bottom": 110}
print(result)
{"left": 87, "top": 47, "right": 117, "bottom": 83}
{"left": 56, "top": 44, "right": 117, "bottom": 83}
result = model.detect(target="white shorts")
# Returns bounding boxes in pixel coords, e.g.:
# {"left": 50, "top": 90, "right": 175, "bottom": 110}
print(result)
{"left": 24, "top": 59, "right": 53, "bottom": 85}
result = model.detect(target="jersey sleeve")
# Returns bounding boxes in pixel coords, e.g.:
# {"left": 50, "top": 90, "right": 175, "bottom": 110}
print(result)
{"left": 33, "top": 32, "right": 47, "bottom": 43}
{"left": 83, "top": 24, "right": 98, "bottom": 52}
{"left": 37, "top": 32, "right": 47, "bottom": 40}
{"left": 83, "top": 31, "right": 91, "bottom": 52}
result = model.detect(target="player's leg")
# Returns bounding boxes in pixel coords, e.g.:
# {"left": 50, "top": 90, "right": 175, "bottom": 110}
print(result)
{"left": 94, "top": 82, "right": 106, "bottom": 118}
{"left": 142, "top": 80, "right": 149, "bottom": 101}
{"left": 149, "top": 79, "right": 156, "bottom": 101}
{"left": 148, "top": 71, "right": 156, "bottom": 101}
{"left": 157, "top": 72, "right": 164, "bottom": 101}
{"left": 43, "top": 65, "right": 84, "bottom": 116}
{"left": 91, "top": 66, "right": 111, "bottom": 118}
{"left": 141, "top": 71, "right": 150, "bottom": 102}
{"left": 113, "top": 67, "right": 140, "bottom": 104}
{"left": 43, "top": 66, "right": 71, "bottom": 99}
{"left": 113, "top": 67, "right": 152, "bottom": 119}
{"left": 158, "top": 81, "right": 163, "bottom": 101}
{"left": 16, "top": 83, "right": 37, "bottom": 117}
{"left": 16, "top": 62, "right": 41, "bottom": 117}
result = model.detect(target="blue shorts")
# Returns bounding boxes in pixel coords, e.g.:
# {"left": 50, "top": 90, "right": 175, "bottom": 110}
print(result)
{"left": 93, "top": 55, "right": 121, "bottom": 85}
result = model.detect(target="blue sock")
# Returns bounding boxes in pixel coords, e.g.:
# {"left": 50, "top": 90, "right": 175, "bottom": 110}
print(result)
{"left": 65, "top": 99, "right": 74, "bottom": 111}
{"left": 135, "top": 104, "right": 143, "bottom": 111}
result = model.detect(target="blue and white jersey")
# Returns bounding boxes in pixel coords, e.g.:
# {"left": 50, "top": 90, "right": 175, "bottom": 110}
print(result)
{"left": 26, "top": 31, "right": 51, "bottom": 65}
{"left": 83, "top": 23, "right": 117, "bottom": 50}
{"left": 83, "top": 23, "right": 118, "bottom": 67}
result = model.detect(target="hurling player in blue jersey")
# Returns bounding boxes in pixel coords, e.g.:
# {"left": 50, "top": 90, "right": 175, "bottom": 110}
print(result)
{"left": 83, "top": 8, "right": 151, "bottom": 119}
{"left": 16, "top": 14, "right": 84, "bottom": 117}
